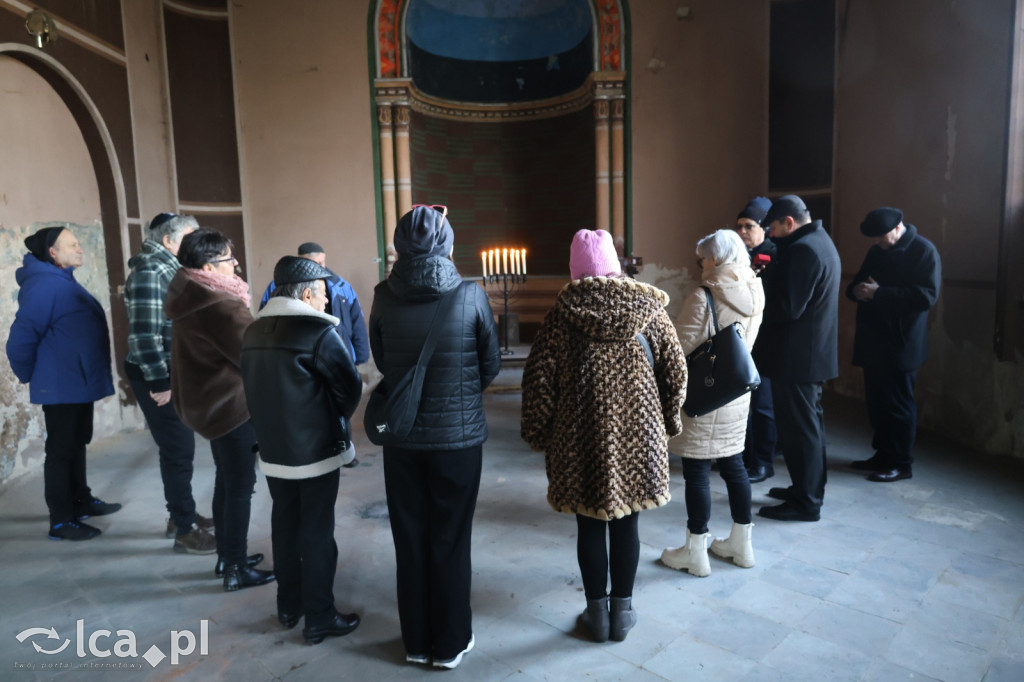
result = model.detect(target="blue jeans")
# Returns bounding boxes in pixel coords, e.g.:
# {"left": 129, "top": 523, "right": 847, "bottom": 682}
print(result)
{"left": 681, "top": 454, "right": 751, "bottom": 534}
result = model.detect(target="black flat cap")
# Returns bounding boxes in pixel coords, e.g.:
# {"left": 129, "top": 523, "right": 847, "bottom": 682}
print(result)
{"left": 274, "top": 255, "right": 332, "bottom": 286}
{"left": 763, "top": 195, "right": 808, "bottom": 226}
{"left": 861, "top": 207, "right": 904, "bottom": 237}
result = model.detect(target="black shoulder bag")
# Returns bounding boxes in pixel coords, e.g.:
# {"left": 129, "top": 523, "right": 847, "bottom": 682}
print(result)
{"left": 681, "top": 286, "right": 760, "bottom": 418}
{"left": 364, "top": 284, "right": 463, "bottom": 446}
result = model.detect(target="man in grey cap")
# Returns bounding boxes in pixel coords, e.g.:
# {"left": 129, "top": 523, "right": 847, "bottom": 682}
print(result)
{"left": 259, "top": 242, "right": 369, "bottom": 366}
{"left": 241, "top": 255, "right": 364, "bottom": 644}
{"left": 846, "top": 207, "right": 941, "bottom": 482}
{"left": 752, "top": 195, "right": 841, "bottom": 522}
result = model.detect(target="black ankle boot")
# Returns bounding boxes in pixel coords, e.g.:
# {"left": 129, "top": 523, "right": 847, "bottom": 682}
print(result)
{"left": 214, "top": 553, "right": 264, "bottom": 578}
{"left": 222, "top": 563, "right": 275, "bottom": 592}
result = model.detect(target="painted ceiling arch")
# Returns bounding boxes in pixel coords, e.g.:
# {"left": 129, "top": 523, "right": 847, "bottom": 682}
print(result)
{"left": 375, "top": 0, "right": 624, "bottom": 81}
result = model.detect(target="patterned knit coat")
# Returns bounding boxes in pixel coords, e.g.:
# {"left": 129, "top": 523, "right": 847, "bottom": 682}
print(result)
{"left": 521, "top": 276, "right": 688, "bottom": 520}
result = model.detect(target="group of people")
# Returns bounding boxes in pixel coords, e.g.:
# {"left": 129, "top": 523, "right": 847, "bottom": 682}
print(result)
{"left": 522, "top": 195, "right": 940, "bottom": 642}
{"left": 5, "top": 195, "right": 940, "bottom": 663}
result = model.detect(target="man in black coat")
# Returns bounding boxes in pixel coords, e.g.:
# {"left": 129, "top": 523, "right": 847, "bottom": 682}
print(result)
{"left": 241, "top": 256, "right": 364, "bottom": 645}
{"left": 846, "top": 207, "right": 941, "bottom": 482}
{"left": 753, "top": 195, "right": 841, "bottom": 522}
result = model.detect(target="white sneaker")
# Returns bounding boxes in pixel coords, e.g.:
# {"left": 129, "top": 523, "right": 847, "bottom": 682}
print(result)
{"left": 433, "top": 634, "right": 474, "bottom": 669}
{"left": 405, "top": 653, "right": 430, "bottom": 665}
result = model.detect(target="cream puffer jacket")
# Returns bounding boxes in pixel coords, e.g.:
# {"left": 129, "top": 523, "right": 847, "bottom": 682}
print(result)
{"left": 669, "top": 261, "right": 764, "bottom": 459}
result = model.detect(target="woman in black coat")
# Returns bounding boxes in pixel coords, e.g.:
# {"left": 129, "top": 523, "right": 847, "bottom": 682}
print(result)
{"left": 369, "top": 205, "right": 501, "bottom": 669}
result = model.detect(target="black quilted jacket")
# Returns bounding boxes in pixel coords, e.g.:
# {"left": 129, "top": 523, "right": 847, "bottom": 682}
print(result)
{"left": 369, "top": 255, "right": 501, "bottom": 450}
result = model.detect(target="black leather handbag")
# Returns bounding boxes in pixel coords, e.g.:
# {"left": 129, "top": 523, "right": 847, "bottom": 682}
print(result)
{"left": 364, "top": 285, "right": 462, "bottom": 446}
{"left": 682, "top": 286, "right": 760, "bottom": 418}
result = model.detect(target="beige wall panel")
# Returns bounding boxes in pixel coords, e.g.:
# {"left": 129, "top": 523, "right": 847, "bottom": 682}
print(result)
{"left": 122, "top": 0, "right": 175, "bottom": 227}
{"left": 630, "top": 0, "right": 768, "bottom": 310}
{"left": 230, "top": 0, "right": 379, "bottom": 305}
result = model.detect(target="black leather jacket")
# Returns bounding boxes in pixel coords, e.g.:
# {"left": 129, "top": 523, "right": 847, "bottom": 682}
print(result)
{"left": 241, "top": 297, "right": 363, "bottom": 478}
{"left": 369, "top": 255, "right": 501, "bottom": 450}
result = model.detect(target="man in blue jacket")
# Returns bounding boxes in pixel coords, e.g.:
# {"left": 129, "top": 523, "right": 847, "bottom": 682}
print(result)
{"left": 6, "top": 226, "right": 121, "bottom": 541}
{"left": 259, "top": 242, "right": 369, "bottom": 365}
{"left": 846, "top": 207, "right": 941, "bottom": 482}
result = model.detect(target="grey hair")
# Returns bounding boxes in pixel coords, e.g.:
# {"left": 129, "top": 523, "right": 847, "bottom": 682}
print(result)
{"left": 149, "top": 214, "right": 199, "bottom": 243}
{"left": 273, "top": 280, "right": 322, "bottom": 300}
{"left": 696, "top": 229, "right": 751, "bottom": 267}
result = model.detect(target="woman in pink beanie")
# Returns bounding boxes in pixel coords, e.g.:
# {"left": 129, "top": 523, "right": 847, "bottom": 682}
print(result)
{"left": 522, "top": 229, "right": 688, "bottom": 643}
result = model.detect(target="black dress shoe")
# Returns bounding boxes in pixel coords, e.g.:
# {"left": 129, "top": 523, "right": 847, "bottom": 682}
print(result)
{"left": 215, "top": 553, "right": 264, "bottom": 577}
{"left": 757, "top": 501, "right": 820, "bottom": 522}
{"left": 867, "top": 468, "right": 912, "bottom": 482}
{"left": 278, "top": 612, "right": 300, "bottom": 629}
{"left": 766, "top": 486, "right": 793, "bottom": 501}
{"left": 850, "top": 453, "right": 887, "bottom": 471}
{"left": 303, "top": 611, "right": 360, "bottom": 644}
{"left": 223, "top": 563, "right": 275, "bottom": 592}
{"left": 747, "top": 466, "right": 774, "bottom": 483}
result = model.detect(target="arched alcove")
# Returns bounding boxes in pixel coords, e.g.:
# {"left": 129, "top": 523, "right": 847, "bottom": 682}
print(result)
{"left": 370, "top": 1, "right": 629, "bottom": 337}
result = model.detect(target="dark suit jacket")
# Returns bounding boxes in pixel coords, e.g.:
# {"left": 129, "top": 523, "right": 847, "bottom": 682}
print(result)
{"left": 753, "top": 220, "right": 841, "bottom": 383}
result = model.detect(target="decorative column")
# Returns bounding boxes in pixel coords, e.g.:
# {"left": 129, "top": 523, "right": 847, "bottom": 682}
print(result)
{"left": 611, "top": 98, "right": 626, "bottom": 247}
{"left": 594, "top": 99, "right": 611, "bottom": 234}
{"left": 377, "top": 104, "right": 398, "bottom": 266}
{"left": 395, "top": 105, "right": 413, "bottom": 217}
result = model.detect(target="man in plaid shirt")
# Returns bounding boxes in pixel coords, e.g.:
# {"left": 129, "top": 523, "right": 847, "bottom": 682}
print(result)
{"left": 124, "top": 213, "right": 216, "bottom": 554}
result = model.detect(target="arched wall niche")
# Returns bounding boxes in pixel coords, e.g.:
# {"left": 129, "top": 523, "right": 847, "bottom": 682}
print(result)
{"left": 370, "top": 1, "right": 629, "bottom": 337}
{"left": 0, "top": 43, "right": 130, "bottom": 370}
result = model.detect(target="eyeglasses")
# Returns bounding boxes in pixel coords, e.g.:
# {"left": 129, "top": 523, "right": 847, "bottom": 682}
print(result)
{"left": 412, "top": 204, "right": 448, "bottom": 218}
{"left": 211, "top": 255, "right": 237, "bottom": 265}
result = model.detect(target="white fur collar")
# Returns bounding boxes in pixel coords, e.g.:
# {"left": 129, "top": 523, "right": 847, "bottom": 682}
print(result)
{"left": 257, "top": 295, "right": 340, "bottom": 326}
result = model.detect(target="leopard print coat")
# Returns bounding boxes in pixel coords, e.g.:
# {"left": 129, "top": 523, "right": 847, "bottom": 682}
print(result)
{"left": 521, "top": 276, "right": 688, "bottom": 520}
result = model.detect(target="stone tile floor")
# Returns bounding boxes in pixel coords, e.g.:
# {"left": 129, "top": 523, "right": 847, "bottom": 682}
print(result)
{"left": 1, "top": 386, "right": 1022, "bottom": 681}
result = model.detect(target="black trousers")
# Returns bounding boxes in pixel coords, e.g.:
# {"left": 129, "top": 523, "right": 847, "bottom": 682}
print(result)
{"left": 41, "top": 403, "right": 94, "bottom": 525}
{"left": 771, "top": 381, "right": 827, "bottom": 514}
{"left": 743, "top": 377, "right": 778, "bottom": 472}
{"left": 576, "top": 513, "right": 640, "bottom": 600}
{"left": 210, "top": 421, "right": 258, "bottom": 564}
{"left": 266, "top": 469, "right": 340, "bottom": 628}
{"left": 863, "top": 366, "right": 918, "bottom": 470}
{"left": 383, "top": 444, "right": 481, "bottom": 660}
{"left": 128, "top": 377, "right": 197, "bottom": 532}
{"left": 682, "top": 453, "right": 752, "bottom": 534}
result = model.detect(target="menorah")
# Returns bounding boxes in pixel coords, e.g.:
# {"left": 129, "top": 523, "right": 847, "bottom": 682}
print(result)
{"left": 481, "top": 247, "right": 527, "bottom": 355}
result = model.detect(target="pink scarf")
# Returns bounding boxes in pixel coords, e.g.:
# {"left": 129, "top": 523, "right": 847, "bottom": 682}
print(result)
{"left": 186, "top": 268, "right": 252, "bottom": 307}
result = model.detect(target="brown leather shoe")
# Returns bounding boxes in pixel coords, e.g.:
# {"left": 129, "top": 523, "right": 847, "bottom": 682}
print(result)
{"left": 867, "top": 468, "right": 912, "bottom": 482}
{"left": 166, "top": 513, "right": 215, "bottom": 538}
{"left": 173, "top": 526, "right": 218, "bottom": 554}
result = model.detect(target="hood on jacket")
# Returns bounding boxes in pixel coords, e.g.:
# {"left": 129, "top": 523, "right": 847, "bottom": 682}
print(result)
{"left": 128, "top": 238, "right": 177, "bottom": 271}
{"left": 386, "top": 254, "right": 462, "bottom": 302}
{"left": 15, "top": 252, "right": 74, "bottom": 286}
{"left": 701, "top": 262, "right": 764, "bottom": 318}
{"left": 165, "top": 269, "right": 239, "bottom": 321}
{"left": 555, "top": 276, "right": 669, "bottom": 342}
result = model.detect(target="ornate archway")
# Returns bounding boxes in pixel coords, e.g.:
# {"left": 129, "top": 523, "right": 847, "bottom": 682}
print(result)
{"left": 369, "top": 1, "right": 629, "bottom": 271}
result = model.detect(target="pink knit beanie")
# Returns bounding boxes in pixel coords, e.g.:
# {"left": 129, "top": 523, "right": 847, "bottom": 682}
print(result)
{"left": 569, "top": 229, "right": 621, "bottom": 280}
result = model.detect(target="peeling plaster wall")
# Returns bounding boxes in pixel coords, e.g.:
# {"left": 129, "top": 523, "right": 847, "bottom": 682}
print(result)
{"left": 0, "top": 56, "right": 143, "bottom": 487}
{"left": 833, "top": 0, "right": 1024, "bottom": 458}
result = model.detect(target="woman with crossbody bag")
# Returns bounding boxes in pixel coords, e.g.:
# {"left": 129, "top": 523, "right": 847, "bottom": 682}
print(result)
{"left": 368, "top": 205, "right": 501, "bottom": 669}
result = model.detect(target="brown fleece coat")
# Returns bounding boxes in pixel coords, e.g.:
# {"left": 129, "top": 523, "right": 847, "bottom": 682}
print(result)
{"left": 521, "top": 277, "right": 688, "bottom": 520}
{"left": 165, "top": 269, "right": 253, "bottom": 440}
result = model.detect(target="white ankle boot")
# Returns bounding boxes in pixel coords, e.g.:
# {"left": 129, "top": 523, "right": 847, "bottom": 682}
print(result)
{"left": 709, "top": 522, "right": 755, "bottom": 568}
{"left": 660, "top": 530, "right": 711, "bottom": 577}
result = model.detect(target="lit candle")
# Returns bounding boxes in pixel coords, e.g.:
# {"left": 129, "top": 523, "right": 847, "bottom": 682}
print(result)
{"left": 481, "top": 251, "right": 487, "bottom": 279}
{"left": 515, "top": 249, "right": 522, "bottom": 275}
{"left": 512, "top": 249, "right": 519, "bottom": 275}
{"left": 521, "top": 248, "right": 527, "bottom": 276}
{"left": 503, "top": 248, "right": 509, "bottom": 275}
{"left": 488, "top": 249, "right": 495, "bottom": 276}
